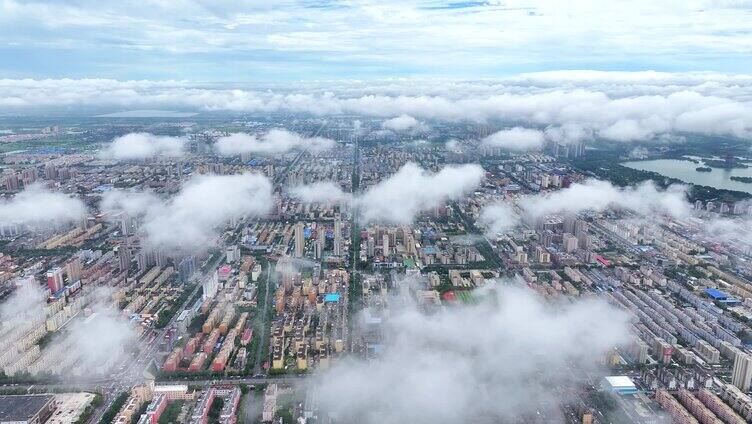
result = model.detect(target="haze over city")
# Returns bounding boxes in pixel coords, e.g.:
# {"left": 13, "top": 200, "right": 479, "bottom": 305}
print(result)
{"left": 0, "top": 1, "right": 752, "bottom": 424}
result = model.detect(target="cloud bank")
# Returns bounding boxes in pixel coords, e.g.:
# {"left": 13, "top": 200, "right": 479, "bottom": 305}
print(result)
{"left": 287, "top": 163, "right": 483, "bottom": 224}
{"left": 100, "top": 133, "right": 186, "bottom": 160}
{"left": 102, "top": 173, "right": 274, "bottom": 254}
{"left": 0, "top": 282, "right": 137, "bottom": 380}
{"left": 482, "top": 127, "right": 546, "bottom": 151}
{"left": 316, "top": 283, "right": 630, "bottom": 424}
{"left": 355, "top": 163, "right": 484, "bottom": 224}
{"left": 3, "top": 73, "right": 752, "bottom": 142}
{"left": 0, "top": 184, "right": 86, "bottom": 226}
{"left": 215, "top": 129, "right": 336, "bottom": 156}
{"left": 381, "top": 114, "right": 424, "bottom": 132}
{"left": 521, "top": 179, "right": 691, "bottom": 220}
{"left": 481, "top": 179, "right": 691, "bottom": 233}
{"left": 287, "top": 182, "right": 351, "bottom": 204}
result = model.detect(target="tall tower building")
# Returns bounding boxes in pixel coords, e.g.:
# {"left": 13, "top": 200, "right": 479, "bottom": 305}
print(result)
{"left": 295, "top": 222, "right": 305, "bottom": 258}
{"left": 117, "top": 246, "right": 131, "bottom": 272}
{"left": 46, "top": 267, "right": 64, "bottom": 293}
{"left": 333, "top": 220, "right": 343, "bottom": 256}
{"left": 64, "top": 257, "right": 82, "bottom": 283}
{"left": 315, "top": 227, "right": 326, "bottom": 260}
{"left": 732, "top": 352, "right": 752, "bottom": 391}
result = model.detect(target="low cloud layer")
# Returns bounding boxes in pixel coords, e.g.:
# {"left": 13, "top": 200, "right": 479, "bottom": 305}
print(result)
{"left": 287, "top": 182, "right": 351, "bottom": 204}
{"left": 287, "top": 162, "right": 484, "bottom": 224}
{"left": 479, "top": 202, "right": 520, "bottom": 235}
{"left": 355, "top": 163, "right": 484, "bottom": 224}
{"left": 0, "top": 184, "right": 86, "bottom": 226}
{"left": 102, "top": 173, "right": 274, "bottom": 254}
{"left": 100, "top": 133, "right": 186, "bottom": 160}
{"left": 0, "top": 282, "right": 137, "bottom": 380}
{"left": 3, "top": 73, "right": 752, "bottom": 142}
{"left": 381, "top": 114, "right": 424, "bottom": 132}
{"left": 482, "top": 127, "right": 545, "bottom": 151}
{"left": 215, "top": 129, "right": 336, "bottom": 156}
{"left": 316, "top": 283, "right": 630, "bottom": 424}
{"left": 522, "top": 179, "right": 691, "bottom": 219}
{"left": 481, "top": 179, "right": 690, "bottom": 233}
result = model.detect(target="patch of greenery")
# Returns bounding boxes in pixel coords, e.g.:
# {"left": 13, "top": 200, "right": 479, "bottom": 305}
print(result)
{"left": 99, "top": 392, "right": 129, "bottom": 424}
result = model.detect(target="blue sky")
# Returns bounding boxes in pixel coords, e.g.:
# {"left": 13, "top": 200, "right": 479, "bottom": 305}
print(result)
{"left": 1, "top": 0, "right": 752, "bottom": 81}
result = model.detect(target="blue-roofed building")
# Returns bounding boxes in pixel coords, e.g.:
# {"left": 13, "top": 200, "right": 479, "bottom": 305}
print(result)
{"left": 324, "top": 293, "right": 341, "bottom": 302}
{"left": 421, "top": 246, "right": 439, "bottom": 255}
{"left": 704, "top": 288, "right": 728, "bottom": 300}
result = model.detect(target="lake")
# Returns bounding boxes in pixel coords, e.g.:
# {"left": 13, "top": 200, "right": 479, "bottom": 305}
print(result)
{"left": 621, "top": 158, "right": 752, "bottom": 194}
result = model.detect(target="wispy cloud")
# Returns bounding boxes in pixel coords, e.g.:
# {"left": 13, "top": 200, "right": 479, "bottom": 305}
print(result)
{"left": 3, "top": 74, "right": 752, "bottom": 142}
{"left": 100, "top": 132, "right": 186, "bottom": 160}
{"left": 0, "top": 184, "right": 86, "bottom": 226}
{"left": 101, "top": 173, "right": 274, "bottom": 255}
{"left": 1, "top": 2, "right": 752, "bottom": 79}
{"left": 215, "top": 129, "right": 336, "bottom": 156}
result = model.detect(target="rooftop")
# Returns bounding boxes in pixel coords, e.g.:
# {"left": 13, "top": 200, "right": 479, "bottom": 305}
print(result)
{"left": 0, "top": 395, "right": 54, "bottom": 421}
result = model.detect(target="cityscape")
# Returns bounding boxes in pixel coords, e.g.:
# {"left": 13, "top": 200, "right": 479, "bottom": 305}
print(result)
{"left": 1, "top": 1, "right": 752, "bottom": 424}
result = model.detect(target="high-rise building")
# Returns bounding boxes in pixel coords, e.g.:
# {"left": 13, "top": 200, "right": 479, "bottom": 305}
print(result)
{"left": 46, "top": 267, "right": 64, "bottom": 293}
{"left": 154, "top": 250, "right": 168, "bottom": 268}
{"left": 315, "top": 228, "right": 326, "bottom": 259}
{"left": 121, "top": 215, "right": 134, "bottom": 236}
{"left": 203, "top": 272, "right": 219, "bottom": 301}
{"left": 333, "top": 220, "right": 343, "bottom": 256}
{"left": 574, "top": 219, "right": 588, "bottom": 237}
{"left": 64, "top": 257, "right": 82, "bottom": 283}
{"left": 382, "top": 233, "right": 390, "bottom": 256}
{"left": 178, "top": 256, "right": 196, "bottom": 283}
{"left": 732, "top": 352, "right": 752, "bottom": 391}
{"left": 43, "top": 162, "right": 57, "bottom": 180}
{"left": 79, "top": 216, "right": 89, "bottom": 231}
{"left": 20, "top": 167, "right": 37, "bottom": 186}
{"left": 294, "top": 222, "right": 305, "bottom": 258}
{"left": 226, "top": 245, "right": 241, "bottom": 263}
{"left": 563, "top": 215, "right": 576, "bottom": 234}
{"left": 563, "top": 233, "right": 579, "bottom": 253}
{"left": 117, "top": 246, "right": 131, "bottom": 272}
{"left": 3, "top": 171, "right": 20, "bottom": 191}
{"left": 136, "top": 250, "right": 154, "bottom": 272}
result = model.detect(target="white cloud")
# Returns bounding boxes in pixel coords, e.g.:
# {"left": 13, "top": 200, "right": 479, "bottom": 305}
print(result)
{"left": 287, "top": 182, "right": 351, "bottom": 204}
{"left": 286, "top": 163, "right": 483, "bottom": 223}
{"left": 215, "top": 129, "right": 336, "bottom": 156}
{"left": 356, "top": 162, "right": 484, "bottom": 224}
{"left": 0, "top": 282, "right": 137, "bottom": 379}
{"left": 544, "top": 123, "right": 591, "bottom": 145}
{"left": 519, "top": 179, "right": 691, "bottom": 220}
{"left": 482, "top": 127, "right": 545, "bottom": 151}
{"left": 2, "top": 74, "right": 752, "bottom": 142}
{"left": 0, "top": 184, "right": 86, "bottom": 226}
{"left": 61, "top": 297, "right": 138, "bottom": 378}
{"left": 480, "top": 179, "right": 691, "bottom": 233}
{"left": 100, "top": 132, "right": 186, "bottom": 160}
{"left": 704, "top": 216, "right": 752, "bottom": 245}
{"left": 479, "top": 201, "right": 521, "bottom": 235}
{"left": 382, "top": 114, "right": 423, "bottom": 132}
{"left": 2, "top": 1, "right": 752, "bottom": 81}
{"left": 102, "top": 173, "right": 274, "bottom": 254}
{"left": 100, "top": 189, "right": 161, "bottom": 219}
{"left": 316, "top": 282, "right": 630, "bottom": 424}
